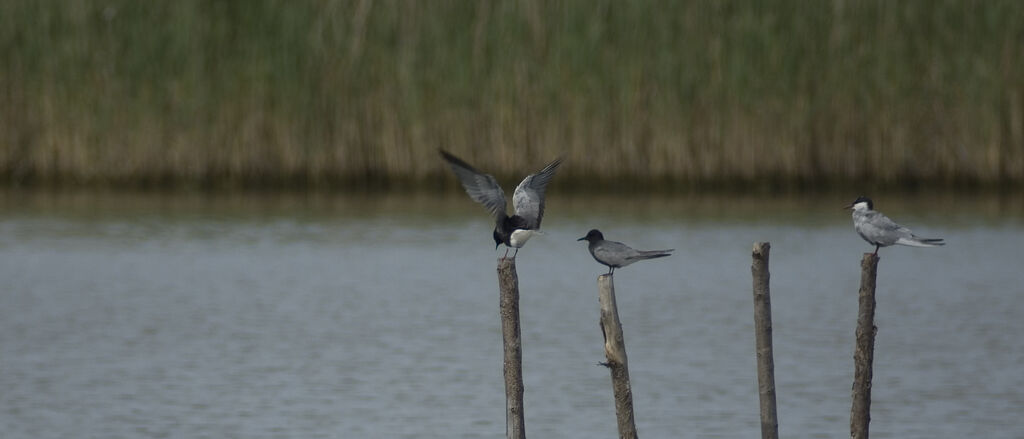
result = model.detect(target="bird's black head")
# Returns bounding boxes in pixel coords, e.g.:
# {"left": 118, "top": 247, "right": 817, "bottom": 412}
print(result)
{"left": 493, "top": 229, "right": 503, "bottom": 249}
{"left": 577, "top": 229, "right": 604, "bottom": 242}
{"left": 845, "top": 196, "right": 873, "bottom": 210}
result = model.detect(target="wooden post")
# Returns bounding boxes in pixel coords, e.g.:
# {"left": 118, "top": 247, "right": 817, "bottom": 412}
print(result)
{"left": 751, "top": 242, "right": 779, "bottom": 439}
{"left": 598, "top": 274, "right": 638, "bottom": 439}
{"left": 497, "top": 257, "right": 526, "bottom": 439}
{"left": 850, "top": 253, "right": 879, "bottom": 439}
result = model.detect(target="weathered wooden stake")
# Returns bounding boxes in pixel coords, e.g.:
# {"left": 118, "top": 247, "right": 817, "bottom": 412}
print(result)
{"left": 851, "top": 253, "right": 879, "bottom": 439}
{"left": 597, "top": 274, "right": 638, "bottom": 439}
{"left": 751, "top": 242, "right": 779, "bottom": 439}
{"left": 497, "top": 257, "right": 526, "bottom": 439}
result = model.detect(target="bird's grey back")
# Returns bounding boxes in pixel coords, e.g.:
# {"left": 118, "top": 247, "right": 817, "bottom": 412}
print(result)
{"left": 854, "top": 209, "right": 915, "bottom": 245}
{"left": 590, "top": 239, "right": 672, "bottom": 268}
{"left": 512, "top": 157, "right": 562, "bottom": 229}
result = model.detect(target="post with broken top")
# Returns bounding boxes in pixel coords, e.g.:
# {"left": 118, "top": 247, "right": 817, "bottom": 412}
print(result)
{"left": 597, "top": 274, "right": 638, "bottom": 439}
{"left": 751, "top": 242, "right": 779, "bottom": 439}
{"left": 497, "top": 257, "right": 526, "bottom": 439}
{"left": 850, "top": 253, "right": 879, "bottom": 439}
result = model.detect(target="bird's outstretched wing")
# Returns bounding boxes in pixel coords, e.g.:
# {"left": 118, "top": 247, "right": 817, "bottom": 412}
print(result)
{"left": 440, "top": 150, "right": 507, "bottom": 220}
{"left": 512, "top": 157, "right": 563, "bottom": 229}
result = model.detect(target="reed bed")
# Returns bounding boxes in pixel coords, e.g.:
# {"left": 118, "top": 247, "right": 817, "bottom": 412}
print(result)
{"left": 2, "top": 0, "right": 1022, "bottom": 190}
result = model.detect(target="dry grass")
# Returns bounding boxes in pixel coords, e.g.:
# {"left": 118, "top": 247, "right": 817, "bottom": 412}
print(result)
{"left": 2, "top": 0, "right": 1023, "bottom": 191}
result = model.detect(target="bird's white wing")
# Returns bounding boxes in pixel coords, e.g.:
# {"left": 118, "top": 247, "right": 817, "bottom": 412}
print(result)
{"left": 440, "top": 150, "right": 507, "bottom": 220}
{"left": 512, "top": 157, "right": 563, "bottom": 229}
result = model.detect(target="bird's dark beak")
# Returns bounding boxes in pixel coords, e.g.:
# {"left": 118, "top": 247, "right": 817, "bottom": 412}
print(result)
{"left": 577, "top": 236, "right": 586, "bottom": 241}
{"left": 843, "top": 203, "right": 853, "bottom": 210}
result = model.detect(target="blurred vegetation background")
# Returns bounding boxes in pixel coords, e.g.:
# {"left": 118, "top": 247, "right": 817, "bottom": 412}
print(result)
{"left": 2, "top": 0, "right": 1023, "bottom": 192}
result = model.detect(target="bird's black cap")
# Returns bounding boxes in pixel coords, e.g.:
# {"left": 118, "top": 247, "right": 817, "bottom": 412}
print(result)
{"left": 847, "top": 196, "right": 873, "bottom": 210}
{"left": 578, "top": 229, "right": 604, "bottom": 242}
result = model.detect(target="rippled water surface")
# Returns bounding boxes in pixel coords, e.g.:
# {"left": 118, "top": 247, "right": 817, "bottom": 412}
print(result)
{"left": 2, "top": 190, "right": 1023, "bottom": 438}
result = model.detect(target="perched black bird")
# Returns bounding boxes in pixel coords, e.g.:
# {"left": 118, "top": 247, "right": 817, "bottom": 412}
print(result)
{"left": 440, "top": 150, "right": 563, "bottom": 258}
{"left": 578, "top": 229, "right": 673, "bottom": 275}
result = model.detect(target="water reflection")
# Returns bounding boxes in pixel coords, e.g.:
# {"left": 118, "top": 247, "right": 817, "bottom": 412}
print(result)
{"left": 1, "top": 189, "right": 1022, "bottom": 438}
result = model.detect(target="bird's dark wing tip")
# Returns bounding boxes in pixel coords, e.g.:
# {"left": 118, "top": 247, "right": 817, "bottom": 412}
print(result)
{"left": 438, "top": 149, "right": 458, "bottom": 163}
{"left": 438, "top": 149, "right": 485, "bottom": 174}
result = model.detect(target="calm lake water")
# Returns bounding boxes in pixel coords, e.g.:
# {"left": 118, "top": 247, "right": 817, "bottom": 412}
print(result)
{"left": 1, "top": 190, "right": 1023, "bottom": 438}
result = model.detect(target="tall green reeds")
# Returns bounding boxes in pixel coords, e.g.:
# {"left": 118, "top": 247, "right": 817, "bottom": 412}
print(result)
{"left": 2, "top": 0, "right": 1022, "bottom": 189}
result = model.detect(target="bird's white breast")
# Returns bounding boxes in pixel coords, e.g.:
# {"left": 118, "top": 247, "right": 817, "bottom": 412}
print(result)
{"left": 509, "top": 229, "right": 542, "bottom": 248}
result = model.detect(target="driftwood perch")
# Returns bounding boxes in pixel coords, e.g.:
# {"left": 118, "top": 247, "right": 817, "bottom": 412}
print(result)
{"left": 497, "top": 258, "right": 525, "bottom": 439}
{"left": 597, "top": 274, "right": 638, "bottom": 439}
{"left": 751, "top": 242, "right": 779, "bottom": 439}
{"left": 851, "top": 253, "right": 879, "bottom": 439}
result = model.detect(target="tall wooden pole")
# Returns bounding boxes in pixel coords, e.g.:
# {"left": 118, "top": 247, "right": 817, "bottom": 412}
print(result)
{"left": 598, "top": 274, "right": 638, "bottom": 439}
{"left": 851, "top": 253, "right": 879, "bottom": 439}
{"left": 751, "top": 242, "right": 779, "bottom": 439}
{"left": 497, "top": 257, "right": 526, "bottom": 439}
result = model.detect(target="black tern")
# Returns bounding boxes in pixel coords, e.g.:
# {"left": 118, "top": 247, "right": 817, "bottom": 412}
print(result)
{"left": 846, "top": 196, "right": 945, "bottom": 255}
{"left": 440, "top": 150, "right": 563, "bottom": 258}
{"left": 578, "top": 229, "right": 674, "bottom": 275}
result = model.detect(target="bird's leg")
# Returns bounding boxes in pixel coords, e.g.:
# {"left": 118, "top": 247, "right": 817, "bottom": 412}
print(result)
{"left": 502, "top": 247, "right": 510, "bottom": 259}
{"left": 512, "top": 248, "right": 519, "bottom": 258}
{"left": 873, "top": 244, "right": 880, "bottom": 255}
